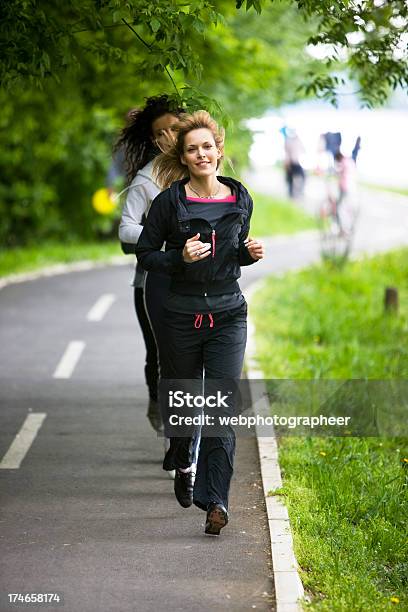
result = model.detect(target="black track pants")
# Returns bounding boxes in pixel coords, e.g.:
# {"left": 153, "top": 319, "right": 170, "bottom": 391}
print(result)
{"left": 160, "top": 302, "right": 247, "bottom": 511}
{"left": 144, "top": 272, "right": 171, "bottom": 350}
{"left": 134, "top": 287, "right": 158, "bottom": 402}
{"left": 144, "top": 272, "right": 171, "bottom": 421}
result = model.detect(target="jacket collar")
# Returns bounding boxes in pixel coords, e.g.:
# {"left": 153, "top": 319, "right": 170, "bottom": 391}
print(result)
{"left": 171, "top": 176, "right": 248, "bottom": 220}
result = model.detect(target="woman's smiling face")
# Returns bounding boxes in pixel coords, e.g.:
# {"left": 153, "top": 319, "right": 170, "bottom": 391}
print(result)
{"left": 181, "top": 128, "right": 221, "bottom": 178}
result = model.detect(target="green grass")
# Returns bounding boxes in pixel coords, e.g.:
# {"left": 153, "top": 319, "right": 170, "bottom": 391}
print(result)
{"left": 361, "top": 182, "right": 408, "bottom": 198}
{"left": 253, "top": 250, "right": 408, "bottom": 379}
{"left": 251, "top": 191, "right": 316, "bottom": 237}
{"left": 276, "top": 437, "right": 407, "bottom": 611}
{"left": 0, "top": 240, "right": 123, "bottom": 277}
{"left": 252, "top": 249, "right": 408, "bottom": 610}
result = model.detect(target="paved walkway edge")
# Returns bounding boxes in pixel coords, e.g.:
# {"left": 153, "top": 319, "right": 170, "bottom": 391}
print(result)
{"left": 245, "top": 278, "right": 305, "bottom": 612}
{"left": 0, "top": 255, "right": 134, "bottom": 290}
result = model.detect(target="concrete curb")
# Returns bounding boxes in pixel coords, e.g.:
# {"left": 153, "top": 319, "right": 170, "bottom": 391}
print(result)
{"left": 0, "top": 255, "right": 134, "bottom": 290}
{"left": 245, "top": 279, "right": 305, "bottom": 612}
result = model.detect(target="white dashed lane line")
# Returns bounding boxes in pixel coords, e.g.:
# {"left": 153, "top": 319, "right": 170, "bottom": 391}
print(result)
{"left": 53, "top": 341, "right": 85, "bottom": 379}
{"left": 86, "top": 293, "right": 116, "bottom": 322}
{"left": 0, "top": 413, "right": 47, "bottom": 469}
{"left": 1, "top": 294, "right": 117, "bottom": 468}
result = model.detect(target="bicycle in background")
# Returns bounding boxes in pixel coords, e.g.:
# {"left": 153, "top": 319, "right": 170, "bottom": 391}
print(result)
{"left": 318, "top": 154, "right": 359, "bottom": 263}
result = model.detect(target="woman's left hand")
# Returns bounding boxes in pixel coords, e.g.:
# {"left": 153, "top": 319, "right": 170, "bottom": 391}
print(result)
{"left": 245, "top": 237, "right": 265, "bottom": 261}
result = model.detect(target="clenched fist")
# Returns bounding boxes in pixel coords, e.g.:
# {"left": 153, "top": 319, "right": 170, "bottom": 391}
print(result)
{"left": 244, "top": 237, "right": 265, "bottom": 261}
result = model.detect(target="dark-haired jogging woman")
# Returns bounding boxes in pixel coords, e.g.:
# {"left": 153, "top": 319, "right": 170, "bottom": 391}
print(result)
{"left": 117, "top": 95, "right": 184, "bottom": 435}
{"left": 136, "top": 111, "right": 264, "bottom": 536}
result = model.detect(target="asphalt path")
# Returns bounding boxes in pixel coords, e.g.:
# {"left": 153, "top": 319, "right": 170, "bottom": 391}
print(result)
{"left": 0, "top": 264, "right": 274, "bottom": 612}
{"left": 1, "top": 172, "right": 407, "bottom": 612}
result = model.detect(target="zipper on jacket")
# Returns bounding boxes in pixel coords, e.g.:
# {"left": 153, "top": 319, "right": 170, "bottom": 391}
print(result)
{"left": 203, "top": 231, "right": 215, "bottom": 297}
{"left": 209, "top": 229, "right": 217, "bottom": 286}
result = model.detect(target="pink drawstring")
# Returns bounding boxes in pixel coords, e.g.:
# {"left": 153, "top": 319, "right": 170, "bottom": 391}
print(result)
{"left": 211, "top": 230, "right": 216, "bottom": 258}
{"left": 194, "top": 314, "right": 203, "bottom": 329}
{"left": 194, "top": 313, "right": 214, "bottom": 329}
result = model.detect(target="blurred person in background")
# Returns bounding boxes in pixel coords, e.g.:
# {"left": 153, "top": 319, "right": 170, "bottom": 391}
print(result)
{"left": 333, "top": 150, "right": 357, "bottom": 234}
{"left": 283, "top": 127, "right": 306, "bottom": 198}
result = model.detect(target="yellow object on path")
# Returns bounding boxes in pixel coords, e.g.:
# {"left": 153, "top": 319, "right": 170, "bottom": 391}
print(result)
{"left": 92, "top": 188, "right": 116, "bottom": 215}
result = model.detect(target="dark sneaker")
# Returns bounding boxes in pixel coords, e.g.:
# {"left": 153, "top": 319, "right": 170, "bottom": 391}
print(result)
{"left": 174, "top": 469, "right": 195, "bottom": 508}
{"left": 205, "top": 503, "right": 229, "bottom": 536}
{"left": 146, "top": 399, "right": 163, "bottom": 433}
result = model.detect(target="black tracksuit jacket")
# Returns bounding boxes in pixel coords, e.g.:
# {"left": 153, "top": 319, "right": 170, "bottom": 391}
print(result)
{"left": 135, "top": 176, "right": 257, "bottom": 297}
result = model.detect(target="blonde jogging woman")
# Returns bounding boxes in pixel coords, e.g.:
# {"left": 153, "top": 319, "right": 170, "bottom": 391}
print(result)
{"left": 136, "top": 111, "right": 264, "bottom": 535}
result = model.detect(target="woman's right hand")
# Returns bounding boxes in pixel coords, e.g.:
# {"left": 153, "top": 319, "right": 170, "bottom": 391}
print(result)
{"left": 182, "top": 233, "right": 211, "bottom": 263}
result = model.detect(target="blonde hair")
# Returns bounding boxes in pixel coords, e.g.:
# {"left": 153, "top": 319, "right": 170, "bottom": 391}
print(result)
{"left": 153, "top": 110, "right": 225, "bottom": 190}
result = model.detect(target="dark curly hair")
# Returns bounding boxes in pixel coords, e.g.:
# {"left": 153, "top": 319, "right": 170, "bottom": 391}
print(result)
{"left": 114, "top": 95, "right": 185, "bottom": 185}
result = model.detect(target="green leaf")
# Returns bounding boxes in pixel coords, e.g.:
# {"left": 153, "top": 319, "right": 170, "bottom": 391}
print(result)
{"left": 150, "top": 18, "right": 161, "bottom": 33}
